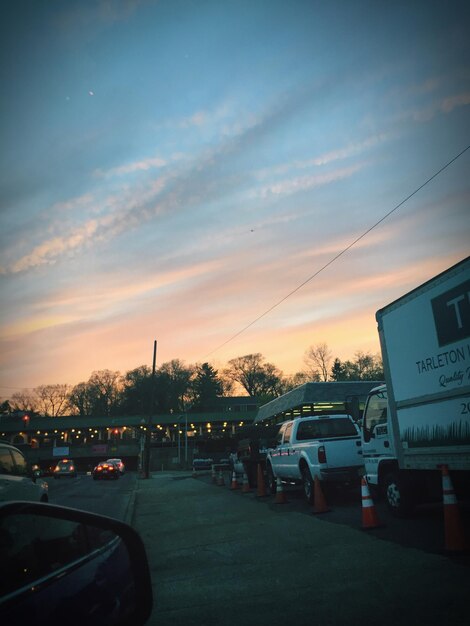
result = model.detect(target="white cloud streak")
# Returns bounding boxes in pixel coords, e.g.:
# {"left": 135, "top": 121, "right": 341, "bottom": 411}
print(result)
{"left": 254, "top": 163, "right": 365, "bottom": 198}
{"left": 254, "top": 133, "right": 389, "bottom": 180}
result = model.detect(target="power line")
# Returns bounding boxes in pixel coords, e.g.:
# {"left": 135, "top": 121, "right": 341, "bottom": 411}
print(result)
{"left": 204, "top": 143, "right": 470, "bottom": 358}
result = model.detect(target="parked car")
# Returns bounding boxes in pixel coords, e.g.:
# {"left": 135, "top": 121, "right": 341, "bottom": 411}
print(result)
{"left": 53, "top": 459, "right": 77, "bottom": 479}
{"left": 93, "top": 461, "right": 120, "bottom": 480}
{"left": 0, "top": 441, "right": 48, "bottom": 503}
{"left": 43, "top": 464, "right": 56, "bottom": 476}
{"left": 192, "top": 458, "right": 214, "bottom": 471}
{"left": 106, "top": 458, "right": 125, "bottom": 474}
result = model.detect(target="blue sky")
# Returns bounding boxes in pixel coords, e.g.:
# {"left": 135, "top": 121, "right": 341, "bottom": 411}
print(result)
{"left": 1, "top": 0, "right": 469, "bottom": 393}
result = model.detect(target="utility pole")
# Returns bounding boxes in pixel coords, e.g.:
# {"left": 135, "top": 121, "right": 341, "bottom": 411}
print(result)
{"left": 143, "top": 340, "right": 157, "bottom": 479}
{"left": 184, "top": 413, "right": 188, "bottom": 465}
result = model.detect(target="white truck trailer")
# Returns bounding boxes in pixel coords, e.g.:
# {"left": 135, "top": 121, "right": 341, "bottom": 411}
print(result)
{"left": 361, "top": 256, "right": 470, "bottom": 515}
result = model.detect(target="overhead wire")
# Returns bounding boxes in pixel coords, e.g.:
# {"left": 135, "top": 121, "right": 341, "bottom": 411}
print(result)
{"left": 204, "top": 143, "right": 470, "bottom": 358}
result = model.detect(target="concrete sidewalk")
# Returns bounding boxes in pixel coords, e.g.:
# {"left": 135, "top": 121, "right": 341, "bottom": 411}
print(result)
{"left": 131, "top": 472, "right": 469, "bottom": 626}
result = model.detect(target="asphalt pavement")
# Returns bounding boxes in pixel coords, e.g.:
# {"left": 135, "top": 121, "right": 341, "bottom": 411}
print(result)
{"left": 131, "top": 470, "right": 469, "bottom": 626}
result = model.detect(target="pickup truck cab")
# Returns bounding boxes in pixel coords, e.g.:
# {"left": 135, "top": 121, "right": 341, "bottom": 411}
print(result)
{"left": 266, "top": 415, "right": 363, "bottom": 503}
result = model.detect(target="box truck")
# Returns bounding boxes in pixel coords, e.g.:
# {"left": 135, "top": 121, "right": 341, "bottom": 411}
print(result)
{"left": 361, "top": 257, "right": 470, "bottom": 515}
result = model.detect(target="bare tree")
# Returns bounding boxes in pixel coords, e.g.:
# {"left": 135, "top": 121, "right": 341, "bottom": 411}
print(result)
{"left": 353, "top": 351, "right": 384, "bottom": 380}
{"left": 35, "top": 384, "right": 71, "bottom": 416}
{"left": 224, "top": 353, "right": 283, "bottom": 397}
{"left": 157, "top": 359, "right": 194, "bottom": 411}
{"left": 87, "top": 370, "right": 122, "bottom": 416}
{"left": 68, "top": 382, "right": 94, "bottom": 416}
{"left": 10, "top": 390, "right": 38, "bottom": 413}
{"left": 330, "top": 352, "right": 384, "bottom": 381}
{"left": 281, "top": 371, "right": 310, "bottom": 393}
{"left": 304, "top": 343, "right": 332, "bottom": 382}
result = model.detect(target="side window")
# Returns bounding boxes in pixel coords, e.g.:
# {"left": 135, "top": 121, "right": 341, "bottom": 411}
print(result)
{"left": 283, "top": 423, "right": 293, "bottom": 444}
{"left": 10, "top": 449, "right": 28, "bottom": 476}
{"left": 363, "top": 392, "right": 388, "bottom": 442}
{"left": 276, "top": 425, "right": 286, "bottom": 445}
{"left": 0, "top": 448, "right": 14, "bottom": 474}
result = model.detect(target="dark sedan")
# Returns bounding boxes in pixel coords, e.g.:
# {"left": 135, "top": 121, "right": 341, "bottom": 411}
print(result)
{"left": 92, "top": 461, "right": 120, "bottom": 480}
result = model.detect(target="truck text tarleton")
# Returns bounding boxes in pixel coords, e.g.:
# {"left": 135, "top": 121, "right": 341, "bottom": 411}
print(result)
{"left": 361, "top": 256, "right": 470, "bottom": 515}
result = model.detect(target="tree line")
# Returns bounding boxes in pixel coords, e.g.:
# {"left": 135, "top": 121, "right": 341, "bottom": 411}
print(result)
{"left": 1, "top": 344, "right": 383, "bottom": 417}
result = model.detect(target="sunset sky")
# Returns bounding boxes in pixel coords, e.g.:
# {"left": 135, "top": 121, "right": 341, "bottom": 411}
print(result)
{"left": 1, "top": 0, "right": 469, "bottom": 395}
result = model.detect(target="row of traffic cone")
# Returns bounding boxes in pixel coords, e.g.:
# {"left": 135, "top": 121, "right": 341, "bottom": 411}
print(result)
{"left": 216, "top": 463, "right": 467, "bottom": 552}
{"left": 219, "top": 464, "right": 332, "bottom": 515}
{"left": 360, "top": 466, "right": 467, "bottom": 552}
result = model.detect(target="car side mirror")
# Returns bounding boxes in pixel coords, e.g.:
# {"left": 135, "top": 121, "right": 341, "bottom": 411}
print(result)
{"left": 0, "top": 501, "right": 153, "bottom": 625}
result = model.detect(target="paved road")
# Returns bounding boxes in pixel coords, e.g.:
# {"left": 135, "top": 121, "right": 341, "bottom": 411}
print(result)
{"left": 132, "top": 471, "right": 470, "bottom": 626}
{"left": 199, "top": 469, "right": 470, "bottom": 558}
{"left": 43, "top": 471, "right": 136, "bottom": 521}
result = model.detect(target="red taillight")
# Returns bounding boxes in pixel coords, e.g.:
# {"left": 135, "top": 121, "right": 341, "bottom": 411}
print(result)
{"left": 70, "top": 466, "right": 75, "bottom": 471}
{"left": 97, "top": 466, "right": 103, "bottom": 471}
{"left": 318, "top": 446, "right": 327, "bottom": 464}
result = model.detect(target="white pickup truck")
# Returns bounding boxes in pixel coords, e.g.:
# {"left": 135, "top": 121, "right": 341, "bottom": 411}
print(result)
{"left": 266, "top": 415, "right": 363, "bottom": 503}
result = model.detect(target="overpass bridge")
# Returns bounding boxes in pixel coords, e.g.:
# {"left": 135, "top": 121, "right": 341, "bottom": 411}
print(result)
{"left": 0, "top": 408, "right": 257, "bottom": 471}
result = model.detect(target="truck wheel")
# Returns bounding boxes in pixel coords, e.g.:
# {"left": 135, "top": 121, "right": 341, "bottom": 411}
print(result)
{"left": 384, "top": 472, "right": 413, "bottom": 517}
{"left": 266, "top": 463, "right": 277, "bottom": 494}
{"left": 301, "top": 466, "right": 315, "bottom": 504}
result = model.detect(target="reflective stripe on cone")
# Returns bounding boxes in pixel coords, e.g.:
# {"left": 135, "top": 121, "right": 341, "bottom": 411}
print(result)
{"left": 230, "top": 470, "right": 239, "bottom": 490}
{"left": 312, "top": 475, "right": 330, "bottom": 514}
{"left": 274, "top": 477, "right": 288, "bottom": 504}
{"left": 361, "top": 477, "right": 383, "bottom": 529}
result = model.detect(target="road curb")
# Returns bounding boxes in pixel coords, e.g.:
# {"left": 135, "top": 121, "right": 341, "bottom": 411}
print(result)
{"left": 124, "top": 477, "right": 138, "bottom": 526}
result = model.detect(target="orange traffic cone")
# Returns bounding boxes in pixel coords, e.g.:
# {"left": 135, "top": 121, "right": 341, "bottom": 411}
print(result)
{"left": 241, "top": 471, "right": 251, "bottom": 493}
{"left": 361, "top": 477, "right": 382, "bottom": 529}
{"left": 442, "top": 465, "right": 467, "bottom": 552}
{"left": 230, "top": 470, "right": 239, "bottom": 490}
{"left": 256, "top": 463, "right": 268, "bottom": 498}
{"left": 312, "top": 476, "right": 330, "bottom": 514}
{"left": 274, "top": 477, "right": 288, "bottom": 504}
{"left": 217, "top": 469, "right": 225, "bottom": 486}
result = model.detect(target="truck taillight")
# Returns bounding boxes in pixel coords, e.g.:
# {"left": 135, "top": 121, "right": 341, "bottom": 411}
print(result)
{"left": 318, "top": 446, "right": 326, "bottom": 464}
